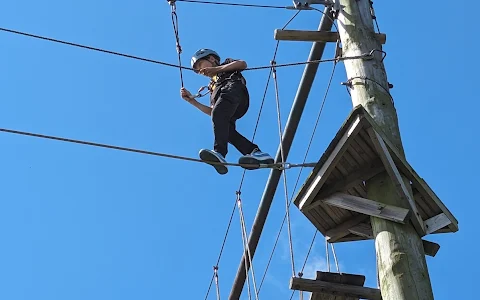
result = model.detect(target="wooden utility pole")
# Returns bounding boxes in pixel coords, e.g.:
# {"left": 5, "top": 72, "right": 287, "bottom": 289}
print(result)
{"left": 336, "top": 0, "right": 434, "bottom": 299}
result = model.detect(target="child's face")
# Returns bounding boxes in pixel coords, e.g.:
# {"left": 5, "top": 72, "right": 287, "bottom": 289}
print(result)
{"left": 194, "top": 57, "right": 216, "bottom": 76}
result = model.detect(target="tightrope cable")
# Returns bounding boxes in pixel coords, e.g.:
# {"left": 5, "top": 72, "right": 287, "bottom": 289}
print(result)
{"left": 0, "top": 27, "right": 190, "bottom": 69}
{"left": 175, "top": 0, "right": 286, "bottom": 9}
{"left": 0, "top": 27, "right": 371, "bottom": 73}
{"left": 0, "top": 128, "right": 318, "bottom": 171}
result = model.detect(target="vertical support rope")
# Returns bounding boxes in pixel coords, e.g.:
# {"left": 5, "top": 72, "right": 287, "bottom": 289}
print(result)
{"left": 368, "top": 0, "right": 381, "bottom": 33}
{"left": 262, "top": 57, "right": 338, "bottom": 299}
{"left": 240, "top": 206, "right": 253, "bottom": 300}
{"left": 325, "top": 238, "right": 330, "bottom": 272}
{"left": 237, "top": 192, "right": 259, "bottom": 300}
{"left": 168, "top": 0, "right": 184, "bottom": 87}
{"left": 213, "top": 266, "right": 221, "bottom": 300}
{"left": 330, "top": 243, "right": 340, "bottom": 273}
{"left": 271, "top": 60, "right": 296, "bottom": 278}
{"left": 288, "top": 230, "right": 318, "bottom": 300}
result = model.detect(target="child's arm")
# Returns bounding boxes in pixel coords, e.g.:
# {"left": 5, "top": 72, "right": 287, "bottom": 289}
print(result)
{"left": 191, "top": 99, "right": 212, "bottom": 116}
{"left": 217, "top": 58, "right": 247, "bottom": 73}
{"left": 180, "top": 87, "right": 212, "bottom": 116}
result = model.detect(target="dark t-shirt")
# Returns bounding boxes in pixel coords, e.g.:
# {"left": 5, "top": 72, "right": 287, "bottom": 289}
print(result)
{"left": 209, "top": 58, "right": 247, "bottom": 107}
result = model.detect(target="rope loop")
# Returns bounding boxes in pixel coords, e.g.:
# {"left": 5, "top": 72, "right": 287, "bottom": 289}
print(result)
{"left": 168, "top": 0, "right": 184, "bottom": 86}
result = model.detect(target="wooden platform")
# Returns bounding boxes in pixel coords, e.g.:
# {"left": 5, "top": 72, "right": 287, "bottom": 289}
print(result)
{"left": 274, "top": 29, "right": 387, "bottom": 44}
{"left": 290, "top": 271, "right": 381, "bottom": 300}
{"left": 292, "top": 106, "right": 458, "bottom": 248}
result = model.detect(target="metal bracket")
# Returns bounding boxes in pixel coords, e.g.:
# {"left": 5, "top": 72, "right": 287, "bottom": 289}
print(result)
{"left": 287, "top": 0, "right": 333, "bottom": 10}
{"left": 332, "top": 0, "right": 340, "bottom": 11}
{"left": 329, "top": 0, "right": 341, "bottom": 18}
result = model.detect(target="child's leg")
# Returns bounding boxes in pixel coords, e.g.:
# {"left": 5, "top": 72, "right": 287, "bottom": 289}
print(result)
{"left": 228, "top": 120, "right": 259, "bottom": 155}
{"left": 228, "top": 86, "right": 274, "bottom": 168}
{"left": 211, "top": 85, "right": 241, "bottom": 157}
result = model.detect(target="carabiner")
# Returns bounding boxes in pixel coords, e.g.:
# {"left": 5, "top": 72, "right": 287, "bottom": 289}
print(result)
{"left": 193, "top": 85, "right": 210, "bottom": 98}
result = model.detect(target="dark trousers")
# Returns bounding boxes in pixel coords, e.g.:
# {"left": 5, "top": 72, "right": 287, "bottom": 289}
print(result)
{"left": 211, "top": 80, "right": 259, "bottom": 157}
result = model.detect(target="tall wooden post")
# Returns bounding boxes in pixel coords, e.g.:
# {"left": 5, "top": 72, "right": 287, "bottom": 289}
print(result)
{"left": 336, "top": 1, "right": 434, "bottom": 299}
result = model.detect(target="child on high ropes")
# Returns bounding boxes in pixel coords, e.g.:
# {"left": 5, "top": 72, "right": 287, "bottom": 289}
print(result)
{"left": 180, "top": 48, "right": 274, "bottom": 175}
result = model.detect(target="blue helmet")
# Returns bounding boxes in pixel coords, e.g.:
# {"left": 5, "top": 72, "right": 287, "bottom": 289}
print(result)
{"left": 191, "top": 48, "right": 220, "bottom": 72}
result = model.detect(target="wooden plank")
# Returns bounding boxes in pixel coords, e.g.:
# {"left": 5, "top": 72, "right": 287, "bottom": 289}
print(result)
{"left": 312, "top": 203, "right": 338, "bottom": 229}
{"left": 316, "top": 272, "right": 365, "bottom": 287}
{"left": 342, "top": 223, "right": 440, "bottom": 257}
{"left": 311, "top": 272, "right": 366, "bottom": 300}
{"left": 352, "top": 185, "right": 367, "bottom": 198}
{"left": 360, "top": 110, "right": 459, "bottom": 233}
{"left": 274, "top": 29, "right": 387, "bottom": 44}
{"left": 415, "top": 177, "right": 458, "bottom": 232}
{"left": 304, "top": 210, "right": 328, "bottom": 234}
{"left": 290, "top": 277, "right": 382, "bottom": 300}
{"left": 412, "top": 192, "right": 430, "bottom": 220}
{"left": 350, "top": 139, "right": 371, "bottom": 163}
{"left": 423, "top": 240, "right": 440, "bottom": 257}
{"left": 349, "top": 223, "right": 374, "bottom": 239}
{"left": 424, "top": 213, "right": 451, "bottom": 234}
{"left": 325, "top": 215, "right": 369, "bottom": 242}
{"left": 347, "top": 147, "right": 366, "bottom": 166}
{"left": 342, "top": 151, "right": 359, "bottom": 172}
{"left": 316, "top": 271, "right": 365, "bottom": 286}
{"left": 334, "top": 235, "right": 370, "bottom": 243}
{"left": 367, "top": 127, "right": 426, "bottom": 236}
{"left": 354, "top": 134, "right": 378, "bottom": 160}
{"left": 316, "top": 159, "right": 385, "bottom": 200}
{"left": 321, "top": 193, "right": 410, "bottom": 224}
{"left": 298, "top": 115, "right": 364, "bottom": 210}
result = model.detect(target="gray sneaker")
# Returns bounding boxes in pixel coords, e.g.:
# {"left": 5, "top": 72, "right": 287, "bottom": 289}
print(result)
{"left": 199, "top": 149, "right": 228, "bottom": 175}
{"left": 238, "top": 149, "right": 275, "bottom": 170}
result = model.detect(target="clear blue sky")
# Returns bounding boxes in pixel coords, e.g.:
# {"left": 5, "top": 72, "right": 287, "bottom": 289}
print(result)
{"left": 0, "top": 1, "right": 476, "bottom": 299}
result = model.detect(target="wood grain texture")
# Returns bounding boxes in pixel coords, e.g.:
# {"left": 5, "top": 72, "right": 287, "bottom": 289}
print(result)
{"left": 322, "top": 193, "right": 410, "bottom": 224}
